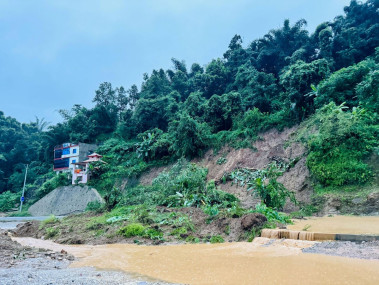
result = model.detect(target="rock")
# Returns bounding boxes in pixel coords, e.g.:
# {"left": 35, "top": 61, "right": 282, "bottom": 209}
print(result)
{"left": 367, "top": 192, "right": 379, "bottom": 205}
{"left": 241, "top": 213, "right": 267, "bottom": 230}
{"left": 352, "top": 197, "right": 364, "bottom": 205}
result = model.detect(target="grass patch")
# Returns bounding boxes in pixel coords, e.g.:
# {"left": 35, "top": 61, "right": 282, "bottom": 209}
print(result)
{"left": 40, "top": 215, "right": 60, "bottom": 229}
{"left": 7, "top": 210, "right": 31, "bottom": 217}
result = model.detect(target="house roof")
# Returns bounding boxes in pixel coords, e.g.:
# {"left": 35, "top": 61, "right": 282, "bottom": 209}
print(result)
{"left": 88, "top": 152, "right": 102, "bottom": 157}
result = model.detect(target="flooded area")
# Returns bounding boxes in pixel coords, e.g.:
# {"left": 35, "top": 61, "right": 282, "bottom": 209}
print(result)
{"left": 288, "top": 215, "right": 379, "bottom": 235}
{"left": 14, "top": 236, "right": 379, "bottom": 285}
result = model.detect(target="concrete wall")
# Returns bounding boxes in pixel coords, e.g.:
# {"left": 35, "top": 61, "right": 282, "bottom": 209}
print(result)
{"left": 78, "top": 143, "right": 98, "bottom": 162}
{"left": 28, "top": 186, "right": 103, "bottom": 216}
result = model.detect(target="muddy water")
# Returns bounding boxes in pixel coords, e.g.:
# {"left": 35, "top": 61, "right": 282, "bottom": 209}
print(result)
{"left": 14, "top": 237, "right": 379, "bottom": 285}
{"left": 288, "top": 215, "right": 379, "bottom": 235}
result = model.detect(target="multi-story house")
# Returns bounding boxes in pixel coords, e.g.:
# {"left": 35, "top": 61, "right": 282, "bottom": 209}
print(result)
{"left": 53, "top": 143, "right": 98, "bottom": 173}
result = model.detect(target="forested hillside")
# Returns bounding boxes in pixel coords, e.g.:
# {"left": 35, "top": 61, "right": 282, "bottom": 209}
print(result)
{"left": 1, "top": 0, "right": 378, "bottom": 218}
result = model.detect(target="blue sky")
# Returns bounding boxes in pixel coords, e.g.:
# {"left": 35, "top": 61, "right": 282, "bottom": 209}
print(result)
{"left": 0, "top": 0, "right": 351, "bottom": 124}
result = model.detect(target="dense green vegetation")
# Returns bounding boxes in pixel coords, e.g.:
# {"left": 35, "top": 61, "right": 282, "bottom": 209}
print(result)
{"left": 0, "top": 0, "right": 378, "bottom": 222}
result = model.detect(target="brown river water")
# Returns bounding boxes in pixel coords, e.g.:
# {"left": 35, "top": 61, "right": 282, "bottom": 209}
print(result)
{"left": 288, "top": 215, "right": 379, "bottom": 235}
{"left": 14, "top": 236, "right": 379, "bottom": 285}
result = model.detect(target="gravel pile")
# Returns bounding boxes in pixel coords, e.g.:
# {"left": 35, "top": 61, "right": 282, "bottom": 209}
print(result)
{"left": 303, "top": 240, "right": 379, "bottom": 260}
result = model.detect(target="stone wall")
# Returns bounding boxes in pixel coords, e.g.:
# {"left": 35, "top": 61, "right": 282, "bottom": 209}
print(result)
{"left": 28, "top": 186, "right": 103, "bottom": 216}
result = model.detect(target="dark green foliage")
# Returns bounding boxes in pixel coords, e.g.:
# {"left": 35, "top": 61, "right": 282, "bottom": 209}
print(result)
{"left": 0, "top": 191, "right": 19, "bottom": 211}
{"left": 169, "top": 114, "right": 211, "bottom": 157}
{"left": 249, "top": 19, "right": 310, "bottom": 76}
{"left": 133, "top": 95, "right": 178, "bottom": 132}
{"left": 204, "top": 92, "right": 243, "bottom": 132}
{"left": 301, "top": 103, "right": 379, "bottom": 186}
{"left": 232, "top": 63, "right": 279, "bottom": 112}
{"left": 85, "top": 201, "right": 104, "bottom": 213}
{"left": 103, "top": 187, "right": 123, "bottom": 211}
{"left": 280, "top": 59, "right": 330, "bottom": 120}
{"left": 34, "top": 173, "right": 70, "bottom": 202}
{"left": 315, "top": 59, "right": 376, "bottom": 108}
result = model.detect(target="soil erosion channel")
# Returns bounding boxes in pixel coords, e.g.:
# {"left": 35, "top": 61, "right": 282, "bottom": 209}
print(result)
{"left": 14, "top": 236, "right": 379, "bottom": 285}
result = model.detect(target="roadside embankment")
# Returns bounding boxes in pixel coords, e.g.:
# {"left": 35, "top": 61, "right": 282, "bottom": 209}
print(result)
{"left": 28, "top": 186, "right": 103, "bottom": 216}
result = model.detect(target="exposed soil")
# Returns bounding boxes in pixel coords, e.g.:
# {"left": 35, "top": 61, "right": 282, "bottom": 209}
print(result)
{"left": 138, "top": 127, "right": 312, "bottom": 212}
{"left": 138, "top": 165, "right": 171, "bottom": 186}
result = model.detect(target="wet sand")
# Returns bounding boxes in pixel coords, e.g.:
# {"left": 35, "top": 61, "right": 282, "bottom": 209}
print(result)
{"left": 288, "top": 215, "right": 379, "bottom": 235}
{"left": 14, "top": 237, "right": 379, "bottom": 285}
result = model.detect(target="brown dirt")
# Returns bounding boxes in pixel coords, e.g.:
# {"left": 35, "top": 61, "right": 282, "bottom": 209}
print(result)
{"left": 218, "top": 182, "right": 260, "bottom": 209}
{"left": 14, "top": 221, "right": 40, "bottom": 237}
{"left": 241, "top": 213, "right": 267, "bottom": 230}
{"left": 199, "top": 127, "right": 311, "bottom": 211}
{"left": 138, "top": 165, "right": 171, "bottom": 186}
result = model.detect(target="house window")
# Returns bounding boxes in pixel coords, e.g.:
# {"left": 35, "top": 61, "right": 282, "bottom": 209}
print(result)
{"left": 73, "top": 149, "right": 77, "bottom": 154}
{"left": 62, "top": 148, "right": 70, "bottom": 155}
{"left": 72, "top": 160, "right": 76, "bottom": 163}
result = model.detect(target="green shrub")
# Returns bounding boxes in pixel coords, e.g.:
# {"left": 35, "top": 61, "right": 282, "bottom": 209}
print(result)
{"left": 0, "top": 191, "right": 19, "bottom": 212}
{"left": 254, "top": 203, "right": 291, "bottom": 224}
{"left": 35, "top": 173, "right": 70, "bottom": 201}
{"left": 118, "top": 223, "right": 146, "bottom": 238}
{"left": 185, "top": 235, "right": 200, "bottom": 243}
{"left": 143, "top": 228, "right": 164, "bottom": 240}
{"left": 169, "top": 114, "right": 211, "bottom": 158}
{"left": 210, "top": 235, "right": 224, "bottom": 243}
{"left": 85, "top": 201, "right": 104, "bottom": 213}
{"left": 170, "top": 227, "right": 188, "bottom": 237}
{"left": 45, "top": 227, "right": 59, "bottom": 239}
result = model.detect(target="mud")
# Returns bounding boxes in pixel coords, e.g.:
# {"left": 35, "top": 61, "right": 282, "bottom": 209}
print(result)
{"left": 13, "top": 236, "right": 379, "bottom": 285}
{"left": 288, "top": 215, "right": 379, "bottom": 235}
